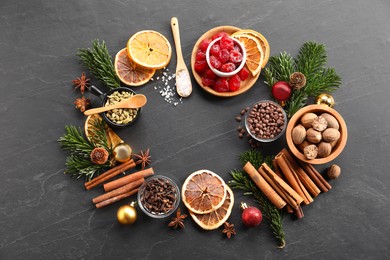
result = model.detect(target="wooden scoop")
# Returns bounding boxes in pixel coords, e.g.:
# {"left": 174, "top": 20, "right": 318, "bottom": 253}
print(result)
{"left": 84, "top": 94, "right": 147, "bottom": 116}
{"left": 171, "top": 17, "right": 192, "bottom": 97}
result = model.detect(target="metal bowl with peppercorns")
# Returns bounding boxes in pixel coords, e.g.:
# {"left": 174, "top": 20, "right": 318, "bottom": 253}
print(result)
{"left": 137, "top": 175, "right": 180, "bottom": 218}
{"left": 245, "top": 100, "right": 287, "bottom": 142}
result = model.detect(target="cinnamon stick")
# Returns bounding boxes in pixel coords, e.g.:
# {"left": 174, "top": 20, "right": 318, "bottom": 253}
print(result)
{"left": 243, "top": 161, "right": 286, "bottom": 209}
{"left": 275, "top": 152, "right": 312, "bottom": 205}
{"left": 95, "top": 188, "right": 139, "bottom": 209}
{"left": 272, "top": 160, "right": 294, "bottom": 214}
{"left": 92, "top": 177, "right": 144, "bottom": 204}
{"left": 103, "top": 167, "right": 154, "bottom": 192}
{"left": 85, "top": 160, "right": 136, "bottom": 190}
{"left": 260, "top": 163, "right": 304, "bottom": 209}
{"left": 258, "top": 166, "right": 299, "bottom": 210}
{"left": 299, "top": 161, "right": 330, "bottom": 192}
{"left": 282, "top": 149, "right": 321, "bottom": 197}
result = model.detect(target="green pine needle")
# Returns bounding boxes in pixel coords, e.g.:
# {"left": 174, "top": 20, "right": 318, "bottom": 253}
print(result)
{"left": 77, "top": 39, "right": 121, "bottom": 89}
{"left": 262, "top": 41, "right": 342, "bottom": 117}
{"left": 229, "top": 150, "right": 285, "bottom": 248}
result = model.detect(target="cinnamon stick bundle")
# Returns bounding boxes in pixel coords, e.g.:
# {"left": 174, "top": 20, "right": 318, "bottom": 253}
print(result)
{"left": 243, "top": 161, "right": 286, "bottom": 209}
{"left": 259, "top": 163, "right": 304, "bottom": 210}
{"left": 95, "top": 188, "right": 139, "bottom": 209}
{"left": 274, "top": 152, "right": 313, "bottom": 205}
{"left": 282, "top": 149, "right": 321, "bottom": 197}
{"left": 84, "top": 159, "right": 136, "bottom": 190}
{"left": 103, "top": 167, "right": 154, "bottom": 192}
{"left": 92, "top": 177, "right": 144, "bottom": 204}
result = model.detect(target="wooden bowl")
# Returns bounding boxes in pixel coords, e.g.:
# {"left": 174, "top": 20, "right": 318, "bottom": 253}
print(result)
{"left": 190, "top": 26, "right": 260, "bottom": 97}
{"left": 286, "top": 104, "right": 348, "bottom": 164}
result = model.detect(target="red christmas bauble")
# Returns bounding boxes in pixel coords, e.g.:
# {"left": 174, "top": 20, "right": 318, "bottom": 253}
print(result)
{"left": 241, "top": 203, "right": 262, "bottom": 227}
{"left": 272, "top": 81, "right": 292, "bottom": 101}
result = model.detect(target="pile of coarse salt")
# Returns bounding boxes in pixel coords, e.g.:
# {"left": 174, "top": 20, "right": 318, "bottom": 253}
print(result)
{"left": 151, "top": 68, "right": 183, "bottom": 106}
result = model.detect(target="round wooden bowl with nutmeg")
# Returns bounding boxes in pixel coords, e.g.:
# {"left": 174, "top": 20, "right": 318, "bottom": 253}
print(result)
{"left": 286, "top": 104, "right": 348, "bottom": 164}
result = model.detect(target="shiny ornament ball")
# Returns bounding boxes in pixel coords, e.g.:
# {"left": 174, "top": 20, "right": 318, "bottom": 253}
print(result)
{"left": 117, "top": 202, "right": 137, "bottom": 225}
{"left": 113, "top": 143, "right": 132, "bottom": 163}
{"left": 315, "top": 93, "right": 335, "bottom": 108}
{"left": 272, "top": 81, "right": 292, "bottom": 102}
{"left": 241, "top": 202, "right": 262, "bottom": 227}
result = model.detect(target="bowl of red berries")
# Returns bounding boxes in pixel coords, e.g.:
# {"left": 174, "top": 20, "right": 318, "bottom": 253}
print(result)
{"left": 205, "top": 36, "right": 247, "bottom": 78}
{"left": 191, "top": 26, "right": 260, "bottom": 97}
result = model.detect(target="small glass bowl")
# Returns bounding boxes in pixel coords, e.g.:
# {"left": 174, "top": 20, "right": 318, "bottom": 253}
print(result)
{"left": 245, "top": 100, "right": 287, "bottom": 142}
{"left": 205, "top": 36, "right": 247, "bottom": 78}
{"left": 137, "top": 175, "right": 180, "bottom": 219}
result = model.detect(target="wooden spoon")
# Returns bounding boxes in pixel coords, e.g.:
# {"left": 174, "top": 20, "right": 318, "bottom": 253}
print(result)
{"left": 171, "top": 17, "right": 192, "bottom": 97}
{"left": 84, "top": 94, "right": 147, "bottom": 116}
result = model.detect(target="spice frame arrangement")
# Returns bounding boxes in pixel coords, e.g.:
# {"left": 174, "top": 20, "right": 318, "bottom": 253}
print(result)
{"left": 58, "top": 20, "right": 346, "bottom": 248}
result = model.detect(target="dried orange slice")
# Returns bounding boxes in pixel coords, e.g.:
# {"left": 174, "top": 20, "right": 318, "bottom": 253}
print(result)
{"left": 231, "top": 34, "right": 263, "bottom": 76}
{"left": 127, "top": 30, "right": 172, "bottom": 69}
{"left": 114, "top": 48, "right": 155, "bottom": 86}
{"left": 84, "top": 114, "right": 123, "bottom": 148}
{"left": 182, "top": 170, "right": 227, "bottom": 214}
{"left": 232, "top": 29, "right": 270, "bottom": 68}
{"left": 189, "top": 185, "right": 234, "bottom": 230}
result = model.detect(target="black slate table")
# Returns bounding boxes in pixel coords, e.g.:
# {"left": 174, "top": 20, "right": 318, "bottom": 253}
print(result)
{"left": 1, "top": 0, "right": 389, "bottom": 259}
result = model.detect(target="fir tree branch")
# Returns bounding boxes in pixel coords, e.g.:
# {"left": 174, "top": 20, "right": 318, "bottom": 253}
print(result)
{"left": 265, "top": 52, "right": 295, "bottom": 84}
{"left": 65, "top": 155, "right": 109, "bottom": 180}
{"left": 229, "top": 150, "right": 285, "bottom": 248}
{"left": 295, "top": 42, "right": 327, "bottom": 80}
{"left": 77, "top": 39, "right": 121, "bottom": 89}
{"left": 58, "top": 126, "right": 95, "bottom": 154}
{"left": 89, "top": 117, "right": 112, "bottom": 153}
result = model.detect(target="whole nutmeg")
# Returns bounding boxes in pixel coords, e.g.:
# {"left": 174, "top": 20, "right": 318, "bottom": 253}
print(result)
{"left": 323, "top": 128, "right": 340, "bottom": 142}
{"left": 306, "top": 128, "right": 322, "bottom": 144}
{"left": 301, "top": 113, "right": 318, "bottom": 129}
{"left": 304, "top": 144, "right": 318, "bottom": 160}
{"left": 298, "top": 140, "right": 311, "bottom": 152}
{"left": 321, "top": 113, "right": 340, "bottom": 130}
{"left": 292, "top": 124, "right": 306, "bottom": 145}
{"left": 312, "top": 116, "right": 328, "bottom": 132}
{"left": 327, "top": 164, "right": 341, "bottom": 179}
{"left": 317, "top": 142, "right": 332, "bottom": 158}
{"left": 330, "top": 140, "right": 338, "bottom": 148}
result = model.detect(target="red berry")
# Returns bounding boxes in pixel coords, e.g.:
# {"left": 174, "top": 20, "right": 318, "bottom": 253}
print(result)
{"left": 194, "top": 60, "right": 208, "bottom": 73}
{"left": 195, "top": 51, "right": 206, "bottom": 61}
{"left": 241, "top": 204, "right": 262, "bottom": 227}
{"left": 220, "top": 36, "right": 234, "bottom": 50}
{"left": 210, "top": 43, "right": 221, "bottom": 57}
{"left": 199, "top": 38, "right": 212, "bottom": 52}
{"left": 209, "top": 55, "right": 221, "bottom": 69}
{"left": 212, "top": 32, "right": 229, "bottom": 40}
{"left": 204, "top": 69, "right": 217, "bottom": 80}
{"left": 202, "top": 77, "right": 214, "bottom": 87}
{"left": 228, "top": 74, "right": 241, "bottom": 91}
{"left": 272, "top": 81, "right": 292, "bottom": 101}
{"left": 238, "top": 67, "right": 250, "bottom": 81}
{"left": 229, "top": 50, "right": 243, "bottom": 63}
{"left": 233, "top": 44, "right": 241, "bottom": 52}
{"left": 218, "top": 49, "right": 230, "bottom": 64}
{"left": 213, "top": 78, "right": 229, "bottom": 92}
{"left": 220, "top": 62, "right": 236, "bottom": 73}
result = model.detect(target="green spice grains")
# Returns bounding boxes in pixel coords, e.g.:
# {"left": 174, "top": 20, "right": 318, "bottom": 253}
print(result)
{"left": 105, "top": 91, "right": 138, "bottom": 125}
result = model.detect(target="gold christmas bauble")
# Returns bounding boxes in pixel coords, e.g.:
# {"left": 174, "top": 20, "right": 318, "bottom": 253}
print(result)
{"left": 117, "top": 202, "right": 137, "bottom": 225}
{"left": 315, "top": 93, "right": 335, "bottom": 108}
{"left": 113, "top": 143, "right": 132, "bottom": 163}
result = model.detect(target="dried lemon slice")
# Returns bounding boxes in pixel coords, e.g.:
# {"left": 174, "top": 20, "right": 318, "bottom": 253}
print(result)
{"left": 189, "top": 185, "right": 234, "bottom": 230}
{"left": 182, "top": 170, "right": 227, "bottom": 214}
{"left": 231, "top": 34, "right": 263, "bottom": 76}
{"left": 127, "top": 30, "right": 172, "bottom": 69}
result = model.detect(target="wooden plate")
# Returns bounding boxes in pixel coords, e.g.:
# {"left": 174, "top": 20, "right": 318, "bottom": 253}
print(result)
{"left": 286, "top": 105, "right": 348, "bottom": 164}
{"left": 190, "top": 26, "right": 261, "bottom": 97}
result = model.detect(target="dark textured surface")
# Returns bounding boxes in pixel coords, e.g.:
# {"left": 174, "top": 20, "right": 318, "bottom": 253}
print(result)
{"left": 1, "top": 0, "right": 389, "bottom": 259}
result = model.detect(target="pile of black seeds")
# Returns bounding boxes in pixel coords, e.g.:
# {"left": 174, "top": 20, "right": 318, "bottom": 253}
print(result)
{"left": 140, "top": 177, "right": 177, "bottom": 215}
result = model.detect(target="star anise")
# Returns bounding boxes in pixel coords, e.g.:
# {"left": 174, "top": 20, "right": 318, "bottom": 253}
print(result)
{"left": 222, "top": 222, "right": 236, "bottom": 239}
{"left": 72, "top": 72, "right": 90, "bottom": 94}
{"left": 133, "top": 148, "right": 151, "bottom": 170}
{"left": 74, "top": 96, "right": 90, "bottom": 112}
{"left": 168, "top": 208, "right": 187, "bottom": 229}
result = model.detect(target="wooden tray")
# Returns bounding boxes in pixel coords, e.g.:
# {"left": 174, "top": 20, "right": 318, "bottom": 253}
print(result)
{"left": 190, "top": 26, "right": 260, "bottom": 97}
